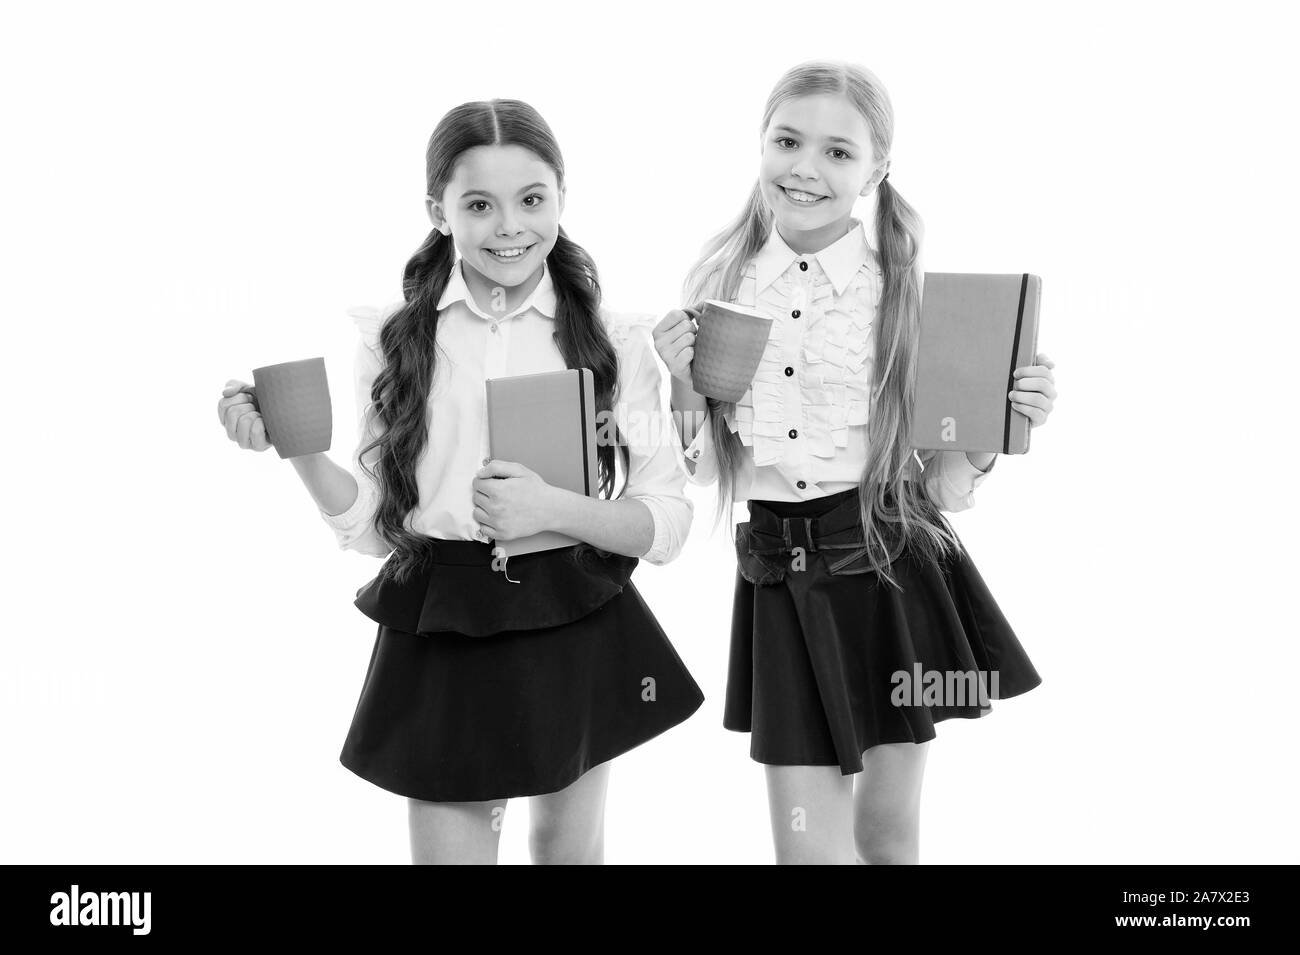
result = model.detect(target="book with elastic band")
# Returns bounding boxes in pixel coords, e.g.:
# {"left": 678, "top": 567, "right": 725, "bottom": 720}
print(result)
{"left": 910, "top": 272, "right": 1042, "bottom": 455}
{"left": 485, "top": 368, "right": 599, "bottom": 557}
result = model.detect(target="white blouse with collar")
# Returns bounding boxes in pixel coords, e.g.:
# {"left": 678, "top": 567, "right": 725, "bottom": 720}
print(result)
{"left": 319, "top": 260, "right": 693, "bottom": 564}
{"left": 681, "top": 218, "right": 995, "bottom": 510}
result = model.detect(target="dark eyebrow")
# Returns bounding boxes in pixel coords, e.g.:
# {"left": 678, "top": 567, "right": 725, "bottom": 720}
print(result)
{"left": 458, "top": 182, "right": 551, "bottom": 200}
{"left": 772, "top": 124, "right": 861, "bottom": 149}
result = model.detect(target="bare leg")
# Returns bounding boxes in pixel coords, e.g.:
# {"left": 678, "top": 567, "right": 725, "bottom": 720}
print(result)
{"left": 852, "top": 740, "right": 930, "bottom": 864}
{"left": 527, "top": 762, "right": 611, "bottom": 865}
{"left": 764, "top": 765, "right": 855, "bottom": 864}
{"left": 408, "top": 796, "right": 508, "bottom": 865}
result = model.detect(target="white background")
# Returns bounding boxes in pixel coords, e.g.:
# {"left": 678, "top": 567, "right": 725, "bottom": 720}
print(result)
{"left": 3, "top": 0, "right": 1297, "bottom": 864}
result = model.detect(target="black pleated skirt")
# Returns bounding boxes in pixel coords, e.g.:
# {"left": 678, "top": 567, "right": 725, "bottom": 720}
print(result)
{"left": 339, "top": 540, "right": 704, "bottom": 803}
{"left": 725, "top": 487, "right": 1041, "bottom": 775}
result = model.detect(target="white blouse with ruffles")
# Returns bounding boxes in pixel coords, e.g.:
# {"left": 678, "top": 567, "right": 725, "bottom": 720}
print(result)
{"left": 319, "top": 260, "right": 693, "bottom": 563}
{"left": 681, "top": 218, "right": 996, "bottom": 510}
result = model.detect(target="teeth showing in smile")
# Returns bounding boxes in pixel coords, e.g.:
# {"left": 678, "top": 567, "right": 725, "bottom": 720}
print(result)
{"left": 783, "top": 187, "right": 826, "bottom": 204}
{"left": 487, "top": 245, "right": 532, "bottom": 259}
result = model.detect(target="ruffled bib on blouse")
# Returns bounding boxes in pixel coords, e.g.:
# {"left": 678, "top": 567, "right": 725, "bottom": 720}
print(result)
{"left": 722, "top": 254, "right": 883, "bottom": 467}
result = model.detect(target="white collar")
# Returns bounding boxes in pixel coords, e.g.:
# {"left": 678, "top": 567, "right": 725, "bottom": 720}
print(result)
{"left": 437, "top": 259, "right": 558, "bottom": 321}
{"left": 753, "top": 218, "right": 876, "bottom": 297}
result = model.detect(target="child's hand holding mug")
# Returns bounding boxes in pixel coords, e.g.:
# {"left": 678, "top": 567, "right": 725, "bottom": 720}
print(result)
{"left": 653, "top": 306, "right": 702, "bottom": 385}
{"left": 218, "top": 380, "right": 273, "bottom": 452}
{"left": 217, "top": 359, "right": 332, "bottom": 458}
{"left": 661, "top": 301, "right": 772, "bottom": 403}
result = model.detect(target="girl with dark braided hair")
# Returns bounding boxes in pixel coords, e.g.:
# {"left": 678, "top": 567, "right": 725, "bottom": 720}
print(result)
{"left": 219, "top": 99, "right": 702, "bottom": 864}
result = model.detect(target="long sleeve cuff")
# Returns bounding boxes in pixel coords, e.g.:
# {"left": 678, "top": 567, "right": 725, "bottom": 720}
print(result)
{"left": 680, "top": 417, "right": 719, "bottom": 486}
{"left": 318, "top": 472, "right": 391, "bottom": 557}
{"left": 926, "top": 450, "right": 997, "bottom": 513}
{"left": 633, "top": 493, "right": 692, "bottom": 566}
{"left": 320, "top": 474, "right": 373, "bottom": 529}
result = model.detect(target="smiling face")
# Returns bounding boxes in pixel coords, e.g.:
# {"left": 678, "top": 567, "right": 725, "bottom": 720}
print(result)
{"left": 427, "top": 144, "right": 564, "bottom": 289}
{"left": 759, "top": 93, "right": 885, "bottom": 252}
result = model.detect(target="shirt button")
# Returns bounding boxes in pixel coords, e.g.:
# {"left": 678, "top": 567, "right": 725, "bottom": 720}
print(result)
{"left": 691, "top": 450, "right": 701, "bottom": 459}
{"left": 784, "top": 366, "right": 794, "bottom": 377}
{"left": 799, "top": 261, "right": 809, "bottom": 272}
{"left": 788, "top": 429, "right": 798, "bottom": 439}
{"left": 482, "top": 457, "right": 491, "bottom": 466}
{"left": 490, "top": 323, "right": 498, "bottom": 333}
{"left": 796, "top": 480, "right": 807, "bottom": 489}
{"left": 791, "top": 309, "right": 801, "bottom": 319}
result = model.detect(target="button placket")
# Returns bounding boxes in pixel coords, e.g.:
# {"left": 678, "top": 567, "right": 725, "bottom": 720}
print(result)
{"left": 782, "top": 271, "right": 810, "bottom": 472}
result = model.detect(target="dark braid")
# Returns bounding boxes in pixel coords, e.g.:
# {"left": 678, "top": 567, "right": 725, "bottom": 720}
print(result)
{"left": 359, "top": 228, "right": 454, "bottom": 584}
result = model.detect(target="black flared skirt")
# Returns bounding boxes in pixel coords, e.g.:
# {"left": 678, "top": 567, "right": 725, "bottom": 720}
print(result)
{"left": 339, "top": 540, "right": 704, "bottom": 803}
{"left": 724, "top": 487, "right": 1041, "bottom": 776}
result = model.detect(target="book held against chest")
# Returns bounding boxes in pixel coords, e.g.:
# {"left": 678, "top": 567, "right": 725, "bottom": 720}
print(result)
{"left": 909, "top": 272, "right": 1042, "bottom": 455}
{"left": 485, "top": 368, "right": 599, "bottom": 557}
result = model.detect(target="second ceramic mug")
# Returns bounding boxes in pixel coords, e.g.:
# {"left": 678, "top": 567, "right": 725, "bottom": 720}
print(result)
{"left": 690, "top": 300, "right": 773, "bottom": 403}
{"left": 251, "top": 357, "right": 333, "bottom": 458}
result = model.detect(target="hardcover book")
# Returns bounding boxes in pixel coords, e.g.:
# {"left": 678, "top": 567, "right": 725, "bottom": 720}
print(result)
{"left": 910, "top": 272, "right": 1042, "bottom": 454}
{"left": 485, "top": 368, "right": 599, "bottom": 556}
